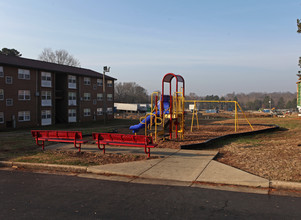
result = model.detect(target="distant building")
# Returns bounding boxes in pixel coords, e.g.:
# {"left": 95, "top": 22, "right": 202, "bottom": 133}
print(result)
{"left": 297, "top": 73, "right": 301, "bottom": 112}
{"left": 114, "top": 103, "right": 150, "bottom": 113}
{"left": 0, "top": 54, "right": 116, "bottom": 129}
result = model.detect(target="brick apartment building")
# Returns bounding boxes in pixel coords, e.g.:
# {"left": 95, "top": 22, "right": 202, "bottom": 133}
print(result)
{"left": 0, "top": 54, "right": 116, "bottom": 130}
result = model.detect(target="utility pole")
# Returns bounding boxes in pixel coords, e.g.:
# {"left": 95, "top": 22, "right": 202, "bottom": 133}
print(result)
{"left": 103, "top": 66, "right": 110, "bottom": 124}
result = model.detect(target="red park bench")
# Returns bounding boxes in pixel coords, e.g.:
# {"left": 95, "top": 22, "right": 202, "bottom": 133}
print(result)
{"left": 92, "top": 133, "right": 158, "bottom": 157}
{"left": 31, "top": 130, "right": 88, "bottom": 152}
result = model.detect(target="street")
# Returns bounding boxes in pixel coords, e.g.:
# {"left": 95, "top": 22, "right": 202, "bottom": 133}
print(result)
{"left": 0, "top": 169, "right": 301, "bottom": 219}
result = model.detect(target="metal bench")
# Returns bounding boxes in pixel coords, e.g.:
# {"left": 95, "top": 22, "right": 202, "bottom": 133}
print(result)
{"left": 31, "top": 130, "right": 88, "bottom": 152}
{"left": 92, "top": 133, "right": 158, "bottom": 157}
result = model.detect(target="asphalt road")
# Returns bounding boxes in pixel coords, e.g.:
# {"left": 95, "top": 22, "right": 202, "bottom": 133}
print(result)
{"left": 1, "top": 169, "right": 301, "bottom": 219}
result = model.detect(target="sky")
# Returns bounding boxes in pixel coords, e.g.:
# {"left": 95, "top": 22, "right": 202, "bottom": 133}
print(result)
{"left": 1, "top": 0, "right": 301, "bottom": 96}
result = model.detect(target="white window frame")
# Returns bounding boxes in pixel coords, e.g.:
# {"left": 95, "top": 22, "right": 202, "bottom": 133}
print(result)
{"left": 83, "top": 93, "right": 91, "bottom": 101}
{"left": 0, "top": 66, "right": 3, "bottom": 77}
{"left": 18, "top": 69, "right": 30, "bottom": 80}
{"left": 0, "top": 112, "right": 4, "bottom": 123}
{"left": 6, "top": 99, "right": 13, "bottom": 106}
{"left": 68, "top": 75, "right": 77, "bottom": 89}
{"left": 18, "top": 90, "right": 31, "bottom": 101}
{"left": 41, "top": 110, "right": 52, "bottom": 126}
{"left": 84, "top": 77, "right": 91, "bottom": 85}
{"left": 84, "top": 108, "right": 91, "bottom": 117}
{"left": 18, "top": 111, "right": 30, "bottom": 122}
{"left": 41, "top": 72, "right": 52, "bottom": 87}
{"left": 0, "top": 89, "right": 3, "bottom": 100}
{"left": 107, "top": 93, "right": 113, "bottom": 101}
{"left": 107, "top": 80, "right": 113, "bottom": 87}
{"left": 97, "top": 108, "right": 103, "bottom": 115}
{"left": 41, "top": 91, "right": 52, "bottom": 106}
{"left": 107, "top": 107, "right": 113, "bottom": 115}
{"left": 5, "top": 76, "right": 12, "bottom": 84}
{"left": 97, "top": 79, "right": 103, "bottom": 86}
{"left": 68, "top": 92, "right": 77, "bottom": 106}
{"left": 97, "top": 93, "right": 103, "bottom": 101}
{"left": 68, "top": 109, "right": 77, "bottom": 122}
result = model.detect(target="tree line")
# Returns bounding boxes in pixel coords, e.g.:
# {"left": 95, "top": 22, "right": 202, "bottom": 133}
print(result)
{"left": 114, "top": 82, "right": 297, "bottom": 110}
{"left": 186, "top": 92, "right": 297, "bottom": 110}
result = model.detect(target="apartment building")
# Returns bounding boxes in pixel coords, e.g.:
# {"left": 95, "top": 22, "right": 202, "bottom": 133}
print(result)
{"left": 0, "top": 54, "right": 116, "bottom": 130}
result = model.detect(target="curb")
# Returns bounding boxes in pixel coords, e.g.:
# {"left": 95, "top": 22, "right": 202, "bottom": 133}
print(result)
{"left": 1, "top": 160, "right": 301, "bottom": 192}
{"left": 0, "top": 161, "right": 87, "bottom": 173}
{"left": 270, "top": 180, "right": 301, "bottom": 191}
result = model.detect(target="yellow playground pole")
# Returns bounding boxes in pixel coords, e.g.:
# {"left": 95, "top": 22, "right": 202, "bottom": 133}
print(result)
{"left": 235, "top": 101, "right": 238, "bottom": 132}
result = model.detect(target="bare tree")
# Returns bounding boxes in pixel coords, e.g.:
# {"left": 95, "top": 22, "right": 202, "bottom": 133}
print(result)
{"left": 38, "top": 48, "right": 80, "bottom": 67}
{"left": 115, "top": 82, "right": 150, "bottom": 103}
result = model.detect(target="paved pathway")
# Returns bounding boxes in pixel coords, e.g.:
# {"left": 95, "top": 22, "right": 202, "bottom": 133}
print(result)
{"left": 50, "top": 143, "right": 269, "bottom": 193}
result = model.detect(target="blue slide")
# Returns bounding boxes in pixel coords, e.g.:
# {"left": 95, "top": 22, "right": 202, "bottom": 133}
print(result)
{"left": 129, "top": 96, "right": 170, "bottom": 133}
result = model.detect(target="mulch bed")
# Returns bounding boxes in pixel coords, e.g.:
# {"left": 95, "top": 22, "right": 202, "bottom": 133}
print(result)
{"left": 156, "top": 124, "right": 270, "bottom": 149}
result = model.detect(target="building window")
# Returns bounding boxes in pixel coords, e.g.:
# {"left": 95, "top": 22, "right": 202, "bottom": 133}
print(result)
{"left": 18, "top": 90, "right": 31, "bottom": 100}
{"left": 107, "top": 93, "right": 113, "bottom": 101}
{"left": 68, "top": 75, "right": 77, "bottom": 89}
{"left": 41, "top": 91, "right": 52, "bottom": 106}
{"left": 41, "top": 72, "right": 52, "bottom": 87}
{"left": 5, "top": 76, "right": 12, "bottom": 84}
{"left": 84, "top": 77, "right": 91, "bottom": 85}
{"left": 68, "top": 109, "right": 77, "bottom": 122}
{"left": 107, "top": 80, "right": 113, "bottom": 87}
{"left": 41, "top": 110, "right": 51, "bottom": 126}
{"left": 97, "top": 79, "right": 103, "bottom": 86}
{"left": 68, "top": 92, "right": 77, "bottom": 106}
{"left": 107, "top": 107, "right": 113, "bottom": 115}
{"left": 18, "top": 69, "right": 30, "bottom": 80}
{"left": 83, "top": 93, "right": 91, "bottom": 101}
{"left": 0, "top": 66, "right": 3, "bottom": 77}
{"left": 18, "top": 111, "right": 30, "bottom": 122}
{"left": 0, "top": 89, "right": 3, "bottom": 100}
{"left": 0, "top": 112, "right": 4, "bottom": 123}
{"left": 97, "top": 93, "right": 103, "bottom": 101}
{"left": 84, "top": 108, "right": 91, "bottom": 116}
{"left": 6, "top": 99, "right": 13, "bottom": 106}
{"left": 97, "top": 108, "right": 103, "bottom": 115}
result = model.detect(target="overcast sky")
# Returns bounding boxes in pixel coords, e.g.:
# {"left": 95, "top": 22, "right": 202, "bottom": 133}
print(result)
{"left": 1, "top": 0, "right": 300, "bottom": 96}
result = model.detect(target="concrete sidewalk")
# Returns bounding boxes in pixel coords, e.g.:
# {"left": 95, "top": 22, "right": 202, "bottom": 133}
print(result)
{"left": 3, "top": 143, "right": 301, "bottom": 194}
{"left": 48, "top": 143, "right": 270, "bottom": 193}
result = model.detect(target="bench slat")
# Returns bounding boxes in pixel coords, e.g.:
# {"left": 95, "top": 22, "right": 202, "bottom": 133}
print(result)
{"left": 31, "top": 130, "right": 86, "bottom": 152}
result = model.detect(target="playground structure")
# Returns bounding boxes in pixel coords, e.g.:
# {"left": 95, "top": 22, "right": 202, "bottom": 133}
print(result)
{"left": 130, "top": 73, "right": 185, "bottom": 142}
{"left": 129, "top": 73, "right": 254, "bottom": 143}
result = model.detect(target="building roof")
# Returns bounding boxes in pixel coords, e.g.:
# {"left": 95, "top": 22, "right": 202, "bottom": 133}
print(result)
{"left": 0, "top": 54, "right": 116, "bottom": 80}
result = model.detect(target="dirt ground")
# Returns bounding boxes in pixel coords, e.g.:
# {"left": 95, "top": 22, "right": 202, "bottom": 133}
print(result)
{"left": 13, "top": 150, "right": 159, "bottom": 166}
